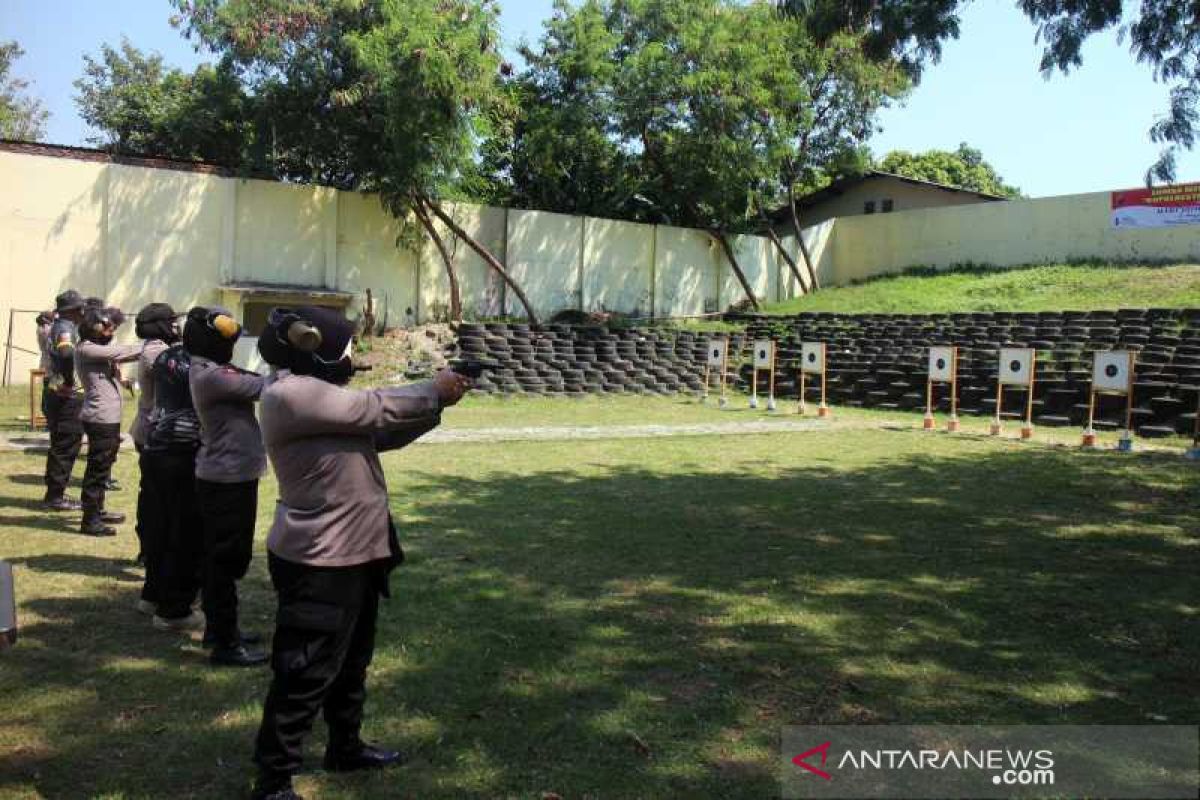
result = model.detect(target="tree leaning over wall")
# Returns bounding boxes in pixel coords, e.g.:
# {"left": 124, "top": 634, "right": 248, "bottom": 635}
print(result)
{"left": 494, "top": 0, "right": 906, "bottom": 301}
{"left": 154, "top": 0, "right": 540, "bottom": 325}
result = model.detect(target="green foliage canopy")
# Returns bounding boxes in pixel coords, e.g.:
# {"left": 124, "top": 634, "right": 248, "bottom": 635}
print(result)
{"left": 74, "top": 40, "right": 254, "bottom": 166}
{"left": 877, "top": 143, "right": 1023, "bottom": 198}
{"left": 0, "top": 41, "right": 49, "bottom": 141}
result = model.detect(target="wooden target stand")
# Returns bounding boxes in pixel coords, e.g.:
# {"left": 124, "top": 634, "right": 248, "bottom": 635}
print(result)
{"left": 797, "top": 342, "right": 830, "bottom": 418}
{"left": 1082, "top": 350, "right": 1136, "bottom": 451}
{"left": 702, "top": 339, "right": 730, "bottom": 407}
{"left": 923, "top": 346, "right": 960, "bottom": 432}
{"left": 28, "top": 369, "right": 47, "bottom": 431}
{"left": 749, "top": 340, "right": 777, "bottom": 412}
{"left": 991, "top": 348, "right": 1036, "bottom": 439}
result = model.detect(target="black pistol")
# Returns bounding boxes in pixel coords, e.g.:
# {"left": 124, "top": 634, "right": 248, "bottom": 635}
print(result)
{"left": 450, "top": 359, "right": 498, "bottom": 379}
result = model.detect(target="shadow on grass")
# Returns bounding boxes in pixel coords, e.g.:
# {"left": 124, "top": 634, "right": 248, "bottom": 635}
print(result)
{"left": 0, "top": 443, "right": 1196, "bottom": 799}
{"left": 9, "top": 553, "right": 144, "bottom": 583}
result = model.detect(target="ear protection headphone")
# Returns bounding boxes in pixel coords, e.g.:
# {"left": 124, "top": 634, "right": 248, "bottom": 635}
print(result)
{"left": 267, "top": 308, "right": 323, "bottom": 353}
{"left": 187, "top": 307, "right": 243, "bottom": 340}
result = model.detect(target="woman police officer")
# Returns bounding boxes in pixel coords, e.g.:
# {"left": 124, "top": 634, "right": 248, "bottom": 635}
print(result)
{"left": 249, "top": 306, "right": 467, "bottom": 800}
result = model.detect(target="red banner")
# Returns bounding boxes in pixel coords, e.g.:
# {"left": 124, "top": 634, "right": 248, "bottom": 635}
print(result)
{"left": 1111, "top": 182, "right": 1200, "bottom": 228}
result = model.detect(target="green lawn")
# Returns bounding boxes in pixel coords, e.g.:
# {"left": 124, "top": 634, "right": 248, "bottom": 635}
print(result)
{"left": 764, "top": 262, "right": 1200, "bottom": 315}
{"left": 1, "top": 396, "right": 1196, "bottom": 799}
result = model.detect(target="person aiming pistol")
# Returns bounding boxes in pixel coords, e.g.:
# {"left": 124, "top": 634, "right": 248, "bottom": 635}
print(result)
{"left": 75, "top": 304, "right": 139, "bottom": 536}
{"left": 184, "top": 307, "right": 268, "bottom": 666}
{"left": 249, "top": 306, "right": 468, "bottom": 800}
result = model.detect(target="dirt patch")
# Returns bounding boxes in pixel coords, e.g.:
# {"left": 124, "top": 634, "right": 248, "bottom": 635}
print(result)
{"left": 358, "top": 323, "right": 457, "bottom": 381}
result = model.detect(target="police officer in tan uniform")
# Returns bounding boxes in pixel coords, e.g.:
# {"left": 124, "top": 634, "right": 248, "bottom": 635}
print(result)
{"left": 249, "top": 306, "right": 467, "bottom": 800}
{"left": 42, "top": 290, "right": 87, "bottom": 512}
{"left": 75, "top": 305, "right": 140, "bottom": 536}
{"left": 183, "top": 307, "right": 268, "bottom": 666}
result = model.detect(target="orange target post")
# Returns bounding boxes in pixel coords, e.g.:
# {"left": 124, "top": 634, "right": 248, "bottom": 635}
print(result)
{"left": 702, "top": 338, "right": 728, "bottom": 406}
{"left": 750, "top": 340, "right": 776, "bottom": 412}
{"left": 798, "top": 342, "right": 828, "bottom": 417}
{"left": 993, "top": 348, "right": 1036, "bottom": 438}
{"left": 1086, "top": 350, "right": 1136, "bottom": 451}
{"left": 1021, "top": 351, "right": 1037, "bottom": 440}
{"left": 924, "top": 347, "right": 959, "bottom": 432}
{"left": 718, "top": 341, "right": 731, "bottom": 409}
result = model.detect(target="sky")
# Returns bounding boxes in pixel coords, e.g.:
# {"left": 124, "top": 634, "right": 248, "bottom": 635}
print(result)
{"left": 3, "top": 0, "right": 1197, "bottom": 199}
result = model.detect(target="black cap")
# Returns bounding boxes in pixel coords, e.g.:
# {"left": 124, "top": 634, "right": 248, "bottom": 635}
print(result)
{"left": 54, "top": 290, "right": 84, "bottom": 313}
{"left": 135, "top": 303, "right": 177, "bottom": 325}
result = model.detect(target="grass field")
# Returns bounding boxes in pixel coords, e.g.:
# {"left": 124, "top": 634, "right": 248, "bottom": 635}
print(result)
{"left": 763, "top": 262, "right": 1200, "bottom": 315}
{"left": 1, "top": 392, "right": 1197, "bottom": 799}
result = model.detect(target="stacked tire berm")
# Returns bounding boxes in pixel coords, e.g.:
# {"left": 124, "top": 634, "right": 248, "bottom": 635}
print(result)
{"left": 735, "top": 308, "right": 1200, "bottom": 437}
{"left": 453, "top": 323, "right": 750, "bottom": 396}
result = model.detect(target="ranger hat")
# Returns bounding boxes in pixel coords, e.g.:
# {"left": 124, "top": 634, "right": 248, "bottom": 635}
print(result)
{"left": 54, "top": 290, "right": 85, "bottom": 313}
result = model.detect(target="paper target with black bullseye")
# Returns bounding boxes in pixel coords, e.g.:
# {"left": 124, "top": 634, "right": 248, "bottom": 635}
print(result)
{"left": 706, "top": 338, "right": 727, "bottom": 368}
{"left": 998, "top": 347, "right": 1034, "bottom": 386}
{"left": 928, "top": 346, "right": 955, "bottom": 382}
{"left": 753, "top": 340, "right": 774, "bottom": 369}
{"left": 800, "top": 342, "right": 825, "bottom": 374}
{"left": 1092, "top": 350, "right": 1133, "bottom": 393}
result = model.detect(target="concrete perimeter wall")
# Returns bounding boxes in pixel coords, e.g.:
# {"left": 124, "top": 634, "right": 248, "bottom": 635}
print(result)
{"left": 826, "top": 190, "right": 1200, "bottom": 284}
{"left": 4, "top": 148, "right": 1198, "bottom": 384}
{"left": 1, "top": 150, "right": 796, "bottom": 382}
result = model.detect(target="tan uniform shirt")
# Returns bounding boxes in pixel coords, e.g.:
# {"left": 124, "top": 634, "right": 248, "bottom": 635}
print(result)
{"left": 75, "top": 341, "right": 140, "bottom": 425}
{"left": 190, "top": 357, "right": 267, "bottom": 484}
{"left": 260, "top": 372, "right": 441, "bottom": 568}
{"left": 130, "top": 339, "right": 169, "bottom": 447}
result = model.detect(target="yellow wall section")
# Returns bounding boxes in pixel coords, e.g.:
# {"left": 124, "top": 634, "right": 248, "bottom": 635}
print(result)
{"left": 830, "top": 191, "right": 1200, "bottom": 282}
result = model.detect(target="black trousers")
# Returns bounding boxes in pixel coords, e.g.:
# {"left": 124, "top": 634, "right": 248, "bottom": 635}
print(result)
{"left": 196, "top": 479, "right": 258, "bottom": 646}
{"left": 42, "top": 389, "right": 83, "bottom": 502}
{"left": 135, "top": 444, "right": 157, "bottom": 560}
{"left": 81, "top": 422, "right": 122, "bottom": 522}
{"left": 137, "top": 449, "right": 162, "bottom": 603}
{"left": 143, "top": 450, "right": 203, "bottom": 617}
{"left": 254, "top": 554, "right": 382, "bottom": 778}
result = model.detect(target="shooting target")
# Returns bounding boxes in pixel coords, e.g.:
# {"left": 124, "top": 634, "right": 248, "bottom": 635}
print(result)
{"left": 753, "top": 340, "right": 774, "bottom": 369}
{"left": 928, "top": 346, "right": 955, "bottom": 382}
{"left": 801, "top": 342, "right": 826, "bottom": 374}
{"left": 1092, "top": 350, "right": 1133, "bottom": 393}
{"left": 706, "top": 339, "right": 727, "bottom": 368}
{"left": 998, "top": 347, "right": 1034, "bottom": 386}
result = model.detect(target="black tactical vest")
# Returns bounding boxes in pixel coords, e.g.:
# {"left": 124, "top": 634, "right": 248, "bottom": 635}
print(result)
{"left": 146, "top": 345, "right": 201, "bottom": 451}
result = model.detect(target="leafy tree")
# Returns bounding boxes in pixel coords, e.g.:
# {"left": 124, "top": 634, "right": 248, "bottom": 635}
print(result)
{"left": 610, "top": 0, "right": 803, "bottom": 309}
{"left": 773, "top": 28, "right": 909, "bottom": 290}
{"left": 498, "top": 0, "right": 637, "bottom": 218}
{"left": 0, "top": 41, "right": 49, "bottom": 141}
{"left": 168, "top": 0, "right": 536, "bottom": 323}
{"left": 75, "top": 40, "right": 256, "bottom": 165}
{"left": 503, "top": 1, "right": 904, "bottom": 303}
{"left": 778, "top": 0, "right": 961, "bottom": 81}
{"left": 878, "top": 142, "right": 1022, "bottom": 198}
{"left": 1019, "top": 0, "right": 1200, "bottom": 183}
{"left": 782, "top": 0, "right": 1200, "bottom": 184}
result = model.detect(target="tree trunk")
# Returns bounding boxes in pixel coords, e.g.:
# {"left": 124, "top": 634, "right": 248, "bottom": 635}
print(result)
{"left": 424, "top": 197, "right": 540, "bottom": 327}
{"left": 709, "top": 228, "right": 760, "bottom": 311}
{"left": 787, "top": 181, "right": 820, "bottom": 291}
{"left": 761, "top": 212, "right": 809, "bottom": 295}
{"left": 412, "top": 198, "right": 462, "bottom": 322}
